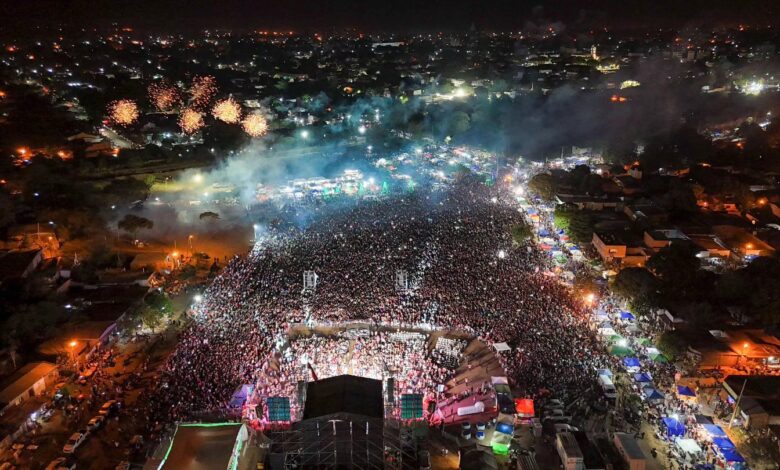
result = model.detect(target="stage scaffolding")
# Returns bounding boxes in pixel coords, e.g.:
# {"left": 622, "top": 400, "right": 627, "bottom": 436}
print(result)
{"left": 266, "top": 413, "right": 419, "bottom": 470}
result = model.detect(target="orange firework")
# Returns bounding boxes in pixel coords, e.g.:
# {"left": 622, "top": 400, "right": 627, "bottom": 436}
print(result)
{"left": 242, "top": 113, "right": 269, "bottom": 137}
{"left": 212, "top": 97, "right": 242, "bottom": 123}
{"left": 148, "top": 83, "right": 180, "bottom": 112}
{"left": 179, "top": 108, "right": 204, "bottom": 134}
{"left": 108, "top": 99, "right": 139, "bottom": 126}
{"left": 188, "top": 75, "right": 217, "bottom": 108}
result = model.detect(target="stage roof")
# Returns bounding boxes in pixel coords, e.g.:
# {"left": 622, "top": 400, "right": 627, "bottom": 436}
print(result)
{"left": 160, "top": 423, "right": 244, "bottom": 470}
{"left": 303, "top": 374, "right": 383, "bottom": 420}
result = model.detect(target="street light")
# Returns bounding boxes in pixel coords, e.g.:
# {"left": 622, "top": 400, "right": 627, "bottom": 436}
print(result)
{"left": 300, "top": 130, "right": 309, "bottom": 139}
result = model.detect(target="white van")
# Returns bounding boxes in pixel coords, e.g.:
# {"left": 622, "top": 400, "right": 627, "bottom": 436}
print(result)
{"left": 598, "top": 374, "right": 617, "bottom": 399}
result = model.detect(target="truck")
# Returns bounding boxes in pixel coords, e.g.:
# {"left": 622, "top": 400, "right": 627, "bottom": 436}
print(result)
{"left": 555, "top": 432, "right": 584, "bottom": 470}
{"left": 613, "top": 432, "right": 646, "bottom": 470}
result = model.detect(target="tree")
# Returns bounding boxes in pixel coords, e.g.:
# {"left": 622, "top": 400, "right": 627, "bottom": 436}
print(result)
{"left": 117, "top": 214, "right": 153, "bottom": 234}
{"left": 144, "top": 291, "right": 172, "bottom": 314}
{"left": 656, "top": 331, "right": 688, "bottom": 361}
{"left": 510, "top": 224, "right": 532, "bottom": 244}
{"left": 612, "top": 267, "right": 660, "bottom": 318}
{"left": 528, "top": 174, "right": 557, "bottom": 200}
{"left": 140, "top": 307, "right": 163, "bottom": 333}
{"left": 612, "top": 267, "right": 658, "bottom": 301}
{"left": 646, "top": 243, "right": 699, "bottom": 294}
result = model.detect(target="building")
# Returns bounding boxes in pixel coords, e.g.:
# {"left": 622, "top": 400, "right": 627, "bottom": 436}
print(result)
{"left": 0, "top": 362, "right": 58, "bottom": 412}
{"left": 623, "top": 203, "right": 668, "bottom": 226}
{"left": 679, "top": 329, "right": 780, "bottom": 369}
{"left": 712, "top": 225, "right": 775, "bottom": 258}
{"left": 643, "top": 229, "right": 689, "bottom": 251}
{"left": 723, "top": 375, "right": 780, "bottom": 429}
{"left": 0, "top": 249, "right": 43, "bottom": 286}
{"left": 592, "top": 231, "right": 650, "bottom": 268}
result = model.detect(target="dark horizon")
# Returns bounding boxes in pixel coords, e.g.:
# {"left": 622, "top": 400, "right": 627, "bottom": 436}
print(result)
{"left": 3, "top": 0, "right": 780, "bottom": 34}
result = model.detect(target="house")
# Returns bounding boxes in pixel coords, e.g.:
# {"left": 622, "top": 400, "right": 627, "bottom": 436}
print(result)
{"left": 623, "top": 203, "right": 668, "bottom": 226}
{"left": 0, "top": 249, "right": 43, "bottom": 285}
{"left": 555, "top": 193, "right": 624, "bottom": 211}
{"left": 723, "top": 375, "right": 780, "bottom": 429}
{"left": 592, "top": 231, "right": 650, "bottom": 268}
{"left": 686, "top": 234, "right": 731, "bottom": 259}
{"left": 712, "top": 225, "right": 775, "bottom": 258}
{"left": 680, "top": 329, "right": 780, "bottom": 369}
{"left": 643, "top": 229, "right": 689, "bottom": 251}
{"left": 0, "top": 362, "right": 58, "bottom": 412}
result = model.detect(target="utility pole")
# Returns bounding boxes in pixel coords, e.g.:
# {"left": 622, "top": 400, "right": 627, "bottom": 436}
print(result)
{"left": 728, "top": 378, "right": 748, "bottom": 429}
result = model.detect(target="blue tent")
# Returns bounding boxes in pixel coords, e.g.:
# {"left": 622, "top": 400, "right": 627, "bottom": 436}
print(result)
{"left": 712, "top": 437, "right": 735, "bottom": 451}
{"left": 702, "top": 424, "right": 726, "bottom": 438}
{"left": 620, "top": 311, "right": 636, "bottom": 321}
{"left": 662, "top": 416, "right": 686, "bottom": 437}
{"left": 623, "top": 357, "right": 641, "bottom": 368}
{"left": 677, "top": 385, "right": 696, "bottom": 397}
{"left": 643, "top": 387, "right": 664, "bottom": 401}
{"left": 538, "top": 229, "right": 550, "bottom": 237}
{"left": 720, "top": 448, "right": 745, "bottom": 463}
{"left": 634, "top": 373, "right": 653, "bottom": 383}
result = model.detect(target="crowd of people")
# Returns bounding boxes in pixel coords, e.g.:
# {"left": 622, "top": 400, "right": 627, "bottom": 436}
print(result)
{"left": 147, "top": 177, "right": 606, "bottom": 429}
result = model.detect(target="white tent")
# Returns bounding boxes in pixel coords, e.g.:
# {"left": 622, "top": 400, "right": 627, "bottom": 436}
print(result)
{"left": 493, "top": 342, "right": 511, "bottom": 352}
{"left": 675, "top": 438, "right": 702, "bottom": 455}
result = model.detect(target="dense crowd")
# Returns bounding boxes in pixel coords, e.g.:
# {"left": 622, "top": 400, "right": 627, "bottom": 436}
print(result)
{"left": 147, "top": 178, "right": 605, "bottom": 426}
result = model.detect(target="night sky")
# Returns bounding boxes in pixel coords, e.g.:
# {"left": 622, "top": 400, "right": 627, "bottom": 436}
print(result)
{"left": 4, "top": 0, "right": 780, "bottom": 32}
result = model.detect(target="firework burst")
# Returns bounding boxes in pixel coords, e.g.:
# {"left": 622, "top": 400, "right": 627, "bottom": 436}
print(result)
{"left": 108, "top": 99, "right": 139, "bottom": 126}
{"left": 212, "top": 97, "right": 242, "bottom": 124}
{"left": 148, "top": 83, "right": 180, "bottom": 112}
{"left": 242, "top": 113, "right": 269, "bottom": 137}
{"left": 188, "top": 76, "right": 217, "bottom": 108}
{"left": 179, "top": 108, "right": 205, "bottom": 134}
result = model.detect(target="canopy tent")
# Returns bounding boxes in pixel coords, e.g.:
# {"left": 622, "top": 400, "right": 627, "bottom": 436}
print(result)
{"left": 514, "top": 398, "right": 534, "bottom": 418}
{"left": 608, "top": 334, "right": 625, "bottom": 344}
{"left": 649, "top": 352, "right": 669, "bottom": 363}
{"left": 637, "top": 338, "right": 653, "bottom": 347}
{"left": 677, "top": 385, "right": 697, "bottom": 398}
{"left": 676, "top": 438, "right": 703, "bottom": 454}
{"left": 597, "top": 369, "right": 613, "bottom": 378}
{"left": 493, "top": 342, "right": 511, "bottom": 352}
{"left": 634, "top": 373, "right": 653, "bottom": 383}
{"left": 662, "top": 416, "right": 686, "bottom": 438}
{"left": 694, "top": 414, "right": 713, "bottom": 425}
{"left": 620, "top": 311, "right": 636, "bottom": 321}
{"left": 609, "top": 345, "right": 634, "bottom": 357}
{"left": 598, "top": 327, "right": 617, "bottom": 337}
{"left": 702, "top": 424, "right": 726, "bottom": 438}
{"left": 642, "top": 387, "right": 664, "bottom": 401}
{"left": 720, "top": 448, "right": 745, "bottom": 463}
{"left": 538, "top": 229, "right": 550, "bottom": 237}
{"left": 623, "top": 357, "right": 641, "bottom": 369}
{"left": 712, "top": 437, "right": 735, "bottom": 451}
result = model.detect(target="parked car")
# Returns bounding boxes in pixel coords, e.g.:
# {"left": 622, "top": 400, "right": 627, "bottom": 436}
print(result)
{"left": 98, "top": 400, "right": 121, "bottom": 416}
{"left": 62, "top": 432, "right": 86, "bottom": 454}
{"left": 87, "top": 415, "right": 105, "bottom": 431}
{"left": 45, "top": 457, "right": 75, "bottom": 470}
